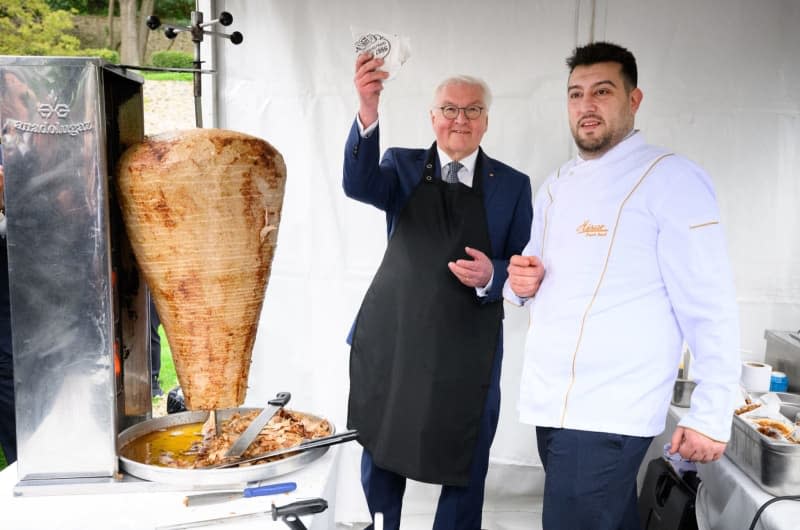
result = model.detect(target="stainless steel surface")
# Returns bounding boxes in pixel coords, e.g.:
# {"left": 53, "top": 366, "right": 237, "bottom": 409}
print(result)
{"left": 727, "top": 393, "right": 800, "bottom": 496}
{"left": 670, "top": 379, "right": 696, "bottom": 408}
{"left": 182, "top": 491, "right": 248, "bottom": 507}
{"left": 12, "top": 472, "right": 249, "bottom": 496}
{"left": 765, "top": 329, "right": 800, "bottom": 393}
{"left": 677, "top": 349, "right": 691, "bottom": 380}
{"left": 118, "top": 409, "right": 333, "bottom": 486}
{"left": 226, "top": 392, "right": 291, "bottom": 458}
{"left": 0, "top": 56, "right": 147, "bottom": 482}
{"left": 773, "top": 392, "right": 800, "bottom": 423}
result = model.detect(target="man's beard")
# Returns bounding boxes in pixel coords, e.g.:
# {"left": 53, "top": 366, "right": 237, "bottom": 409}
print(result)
{"left": 574, "top": 130, "right": 614, "bottom": 155}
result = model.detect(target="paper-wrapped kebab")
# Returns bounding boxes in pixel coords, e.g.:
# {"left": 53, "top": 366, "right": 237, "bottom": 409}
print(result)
{"left": 117, "top": 129, "right": 286, "bottom": 410}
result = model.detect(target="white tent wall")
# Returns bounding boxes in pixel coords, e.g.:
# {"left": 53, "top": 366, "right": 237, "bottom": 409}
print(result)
{"left": 193, "top": 0, "right": 800, "bottom": 524}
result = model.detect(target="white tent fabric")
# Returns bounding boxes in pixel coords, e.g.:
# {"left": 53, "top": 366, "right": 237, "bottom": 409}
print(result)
{"left": 194, "top": 0, "right": 800, "bottom": 524}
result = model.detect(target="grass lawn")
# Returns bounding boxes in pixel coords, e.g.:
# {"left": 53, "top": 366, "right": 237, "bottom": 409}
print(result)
{"left": 0, "top": 326, "right": 175, "bottom": 472}
{"left": 155, "top": 324, "right": 178, "bottom": 395}
{"left": 141, "top": 71, "right": 193, "bottom": 82}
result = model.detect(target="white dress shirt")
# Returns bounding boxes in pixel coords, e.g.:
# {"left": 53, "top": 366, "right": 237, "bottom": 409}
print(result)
{"left": 436, "top": 148, "right": 477, "bottom": 188}
{"left": 504, "top": 131, "right": 741, "bottom": 441}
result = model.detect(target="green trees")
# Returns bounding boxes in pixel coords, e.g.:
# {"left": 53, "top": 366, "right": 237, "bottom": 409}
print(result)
{"left": 0, "top": 0, "right": 194, "bottom": 64}
{"left": 151, "top": 50, "right": 193, "bottom": 69}
{"left": 0, "top": 0, "right": 82, "bottom": 56}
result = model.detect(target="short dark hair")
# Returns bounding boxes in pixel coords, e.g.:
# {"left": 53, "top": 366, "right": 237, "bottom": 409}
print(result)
{"left": 566, "top": 41, "right": 638, "bottom": 90}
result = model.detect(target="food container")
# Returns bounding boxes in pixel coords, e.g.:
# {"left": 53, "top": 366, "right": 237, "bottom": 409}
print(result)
{"left": 117, "top": 408, "right": 334, "bottom": 486}
{"left": 726, "top": 393, "right": 800, "bottom": 496}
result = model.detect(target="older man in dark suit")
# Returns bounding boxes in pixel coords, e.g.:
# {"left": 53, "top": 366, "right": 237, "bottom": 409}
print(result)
{"left": 343, "top": 53, "right": 533, "bottom": 530}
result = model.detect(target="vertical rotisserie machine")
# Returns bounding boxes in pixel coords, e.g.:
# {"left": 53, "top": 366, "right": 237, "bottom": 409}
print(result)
{"left": 0, "top": 56, "right": 150, "bottom": 491}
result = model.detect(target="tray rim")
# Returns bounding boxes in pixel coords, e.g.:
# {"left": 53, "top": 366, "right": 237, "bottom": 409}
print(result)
{"left": 117, "top": 407, "right": 334, "bottom": 486}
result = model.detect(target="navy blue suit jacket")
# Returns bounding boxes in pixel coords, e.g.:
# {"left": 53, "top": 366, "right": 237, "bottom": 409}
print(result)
{"left": 343, "top": 118, "right": 532, "bottom": 305}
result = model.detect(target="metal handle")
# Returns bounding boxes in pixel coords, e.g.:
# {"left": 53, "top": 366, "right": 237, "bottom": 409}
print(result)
{"left": 272, "top": 498, "right": 328, "bottom": 519}
{"left": 243, "top": 481, "right": 297, "bottom": 498}
{"left": 269, "top": 391, "right": 291, "bottom": 407}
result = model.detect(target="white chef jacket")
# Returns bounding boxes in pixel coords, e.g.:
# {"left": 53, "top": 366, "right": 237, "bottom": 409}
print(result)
{"left": 504, "top": 131, "right": 741, "bottom": 441}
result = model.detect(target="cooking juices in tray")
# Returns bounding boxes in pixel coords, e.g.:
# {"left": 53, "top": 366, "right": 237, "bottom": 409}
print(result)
{"left": 119, "top": 409, "right": 332, "bottom": 469}
{"left": 119, "top": 421, "right": 206, "bottom": 467}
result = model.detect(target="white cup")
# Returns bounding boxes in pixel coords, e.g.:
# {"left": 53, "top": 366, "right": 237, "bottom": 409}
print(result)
{"left": 741, "top": 361, "right": 772, "bottom": 393}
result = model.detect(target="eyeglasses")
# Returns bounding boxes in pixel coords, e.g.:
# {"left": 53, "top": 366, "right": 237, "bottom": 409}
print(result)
{"left": 436, "top": 105, "right": 485, "bottom": 120}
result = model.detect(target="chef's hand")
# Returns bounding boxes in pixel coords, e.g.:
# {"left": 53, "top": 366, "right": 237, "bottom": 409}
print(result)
{"left": 507, "top": 255, "right": 544, "bottom": 298}
{"left": 669, "top": 426, "right": 726, "bottom": 463}
{"left": 354, "top": 53, "right": 388, "bottom": 129}
{"left": 448, "top": 247, "right": 492, "bottom": 289}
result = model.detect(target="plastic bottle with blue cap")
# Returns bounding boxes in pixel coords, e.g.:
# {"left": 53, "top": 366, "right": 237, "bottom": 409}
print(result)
{"left": 770, "top": 371, "right": 789, "bottom": 392}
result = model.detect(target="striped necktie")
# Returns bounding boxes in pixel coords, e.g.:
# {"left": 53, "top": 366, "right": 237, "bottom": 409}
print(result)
{"left": 443, "top": 161, "right": 463, "bottom": 184}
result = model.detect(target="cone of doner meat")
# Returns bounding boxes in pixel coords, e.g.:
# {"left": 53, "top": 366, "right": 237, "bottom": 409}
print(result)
{"left": 116, "top": 129, "right": 286, "bottom": 410}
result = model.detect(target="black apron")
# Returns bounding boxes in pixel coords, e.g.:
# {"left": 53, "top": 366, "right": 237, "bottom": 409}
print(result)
{"left": 348, "top": 144, "right": 502, "bottom": 487}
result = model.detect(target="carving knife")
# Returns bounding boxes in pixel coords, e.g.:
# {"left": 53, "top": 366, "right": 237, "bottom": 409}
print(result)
{"left": 182, "top": 481, "right": 296, "bottom": 507}
{"left": 224, "top": 391, "right": 291, "bottom": 458}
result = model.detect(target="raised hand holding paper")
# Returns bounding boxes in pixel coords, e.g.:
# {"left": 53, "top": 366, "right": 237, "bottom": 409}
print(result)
{"left": 352, "top": 27, "right": 411, "bottom": 80}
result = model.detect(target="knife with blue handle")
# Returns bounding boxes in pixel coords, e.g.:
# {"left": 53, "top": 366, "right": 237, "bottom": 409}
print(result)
{"left": 182, "top": 481, "right": 297, "bottom": 507}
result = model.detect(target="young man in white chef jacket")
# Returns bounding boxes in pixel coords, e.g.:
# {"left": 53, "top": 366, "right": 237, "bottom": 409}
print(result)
{"left": 504, "top": 41, "right": 741, "bottom": 530}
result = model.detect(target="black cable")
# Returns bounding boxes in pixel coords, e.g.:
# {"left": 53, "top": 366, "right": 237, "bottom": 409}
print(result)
{"left": 747, "top": 495, "right": 800, "bottom": 530}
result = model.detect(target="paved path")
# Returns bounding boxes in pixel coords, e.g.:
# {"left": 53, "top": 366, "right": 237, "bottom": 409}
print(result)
{"left": 142, "top": 80, "right": 193, "bottom": 417}
{"left": 143, "top": 80, "right": 195, "bottom": 135}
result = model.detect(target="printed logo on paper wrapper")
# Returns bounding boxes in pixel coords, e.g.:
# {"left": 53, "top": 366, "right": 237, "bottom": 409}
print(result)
{"left": 354, "top": 33, "right": 391, "bottom": 59}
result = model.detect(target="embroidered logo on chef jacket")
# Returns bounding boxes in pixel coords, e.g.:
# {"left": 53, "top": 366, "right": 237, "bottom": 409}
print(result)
{"left": 576, "top": 219, "right": 608, "bottom": 237}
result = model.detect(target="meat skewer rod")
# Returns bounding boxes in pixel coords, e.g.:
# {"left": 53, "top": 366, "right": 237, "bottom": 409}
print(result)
{"left": 200, "top": 410, "right": 218, "bottom": 440}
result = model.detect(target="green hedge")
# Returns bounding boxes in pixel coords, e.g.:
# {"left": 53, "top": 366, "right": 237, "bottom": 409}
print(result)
{"left": 151, "top": 51, "right": 194, "bottom": 69}
{"left": 77, "top": 47, "right": 119, "bottom": 63}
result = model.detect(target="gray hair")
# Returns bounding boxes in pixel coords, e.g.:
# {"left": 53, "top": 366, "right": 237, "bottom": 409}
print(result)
{"left": 432, "top": 75, "right": 492, "bottom": 109}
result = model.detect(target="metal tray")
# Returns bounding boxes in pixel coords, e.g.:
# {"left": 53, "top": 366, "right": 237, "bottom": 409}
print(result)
{"left": 118, "top": 408, "right": 333, "bottom": 486}
{"left": 727, "top": 394, "right": 800, "bottom": 496}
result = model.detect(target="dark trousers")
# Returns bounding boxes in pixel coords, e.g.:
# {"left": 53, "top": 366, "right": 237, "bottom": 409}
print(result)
{"left": 0, "top": 368, "right": 15, "bottom": 463}
{"left": 0, "top": 242, "right": 15, "bottom": 464}
{"left": 536, "top": 426, "right": 653, "bottom": 530}
{"left": 360, "top": 349, "right": 502, "bottom": 530}
{"left": 150, "top": 298, "right": 161, "bottom": 380}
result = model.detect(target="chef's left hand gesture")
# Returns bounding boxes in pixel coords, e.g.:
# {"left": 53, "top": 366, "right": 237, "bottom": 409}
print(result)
{"left": 669, "top": 426, "right": 726, "bottom": 463}
{"left": 448, "top": 247, "right": 492, "bottom": 289}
